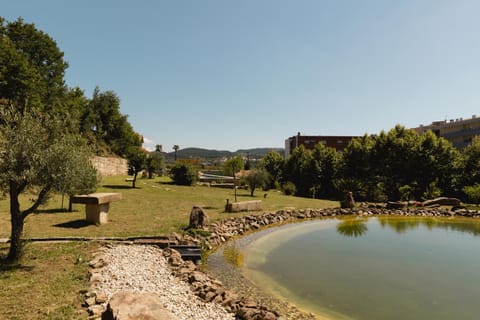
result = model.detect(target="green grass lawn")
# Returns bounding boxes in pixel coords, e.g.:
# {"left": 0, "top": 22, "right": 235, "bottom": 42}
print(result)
{"left": 0, "top": 176, "right": 338, "bottom": 239}
{"left": 0, "top": 175, "right": 338, "bottom": 319}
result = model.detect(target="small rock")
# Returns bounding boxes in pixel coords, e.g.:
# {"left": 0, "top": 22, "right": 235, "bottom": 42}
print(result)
{"left": 84, "top": 297, "right": 96, "bottom": 307}
{"left": 95, "top": 292, "right": 107, "bottom": 304}
{"left": 87, "top": 304, "right": 104, "bottom": 317}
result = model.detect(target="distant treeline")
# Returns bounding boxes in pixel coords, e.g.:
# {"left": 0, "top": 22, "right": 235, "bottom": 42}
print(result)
{"left": 258, "top": 125, "right": 480, "bottom": 203}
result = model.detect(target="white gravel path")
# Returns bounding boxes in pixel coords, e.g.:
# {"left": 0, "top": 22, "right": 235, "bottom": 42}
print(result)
{"left": 95, "top": 244, "right": 235, "bottom": 320}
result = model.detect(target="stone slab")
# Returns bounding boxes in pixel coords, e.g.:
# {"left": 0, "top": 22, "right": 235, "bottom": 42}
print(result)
{"left": 71, "top": 192, "right": 122, "bottom": 205}
{"left": 102, "top": 291, "right": 178, "bottom": 320}
{"left": 228, "top": 200, "right": 262, "bottom": 213}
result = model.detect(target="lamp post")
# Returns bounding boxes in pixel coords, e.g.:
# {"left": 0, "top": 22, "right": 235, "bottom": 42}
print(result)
{"left": 232, "top": 162, "right": 237, "bottom": 202}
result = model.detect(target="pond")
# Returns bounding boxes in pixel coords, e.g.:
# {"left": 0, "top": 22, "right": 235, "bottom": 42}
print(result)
{"left": 227, "top": 217, "right": 480, "bottom": 319}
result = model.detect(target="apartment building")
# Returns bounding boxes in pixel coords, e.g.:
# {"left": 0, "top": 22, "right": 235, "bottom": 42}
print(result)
{"left": 285, "top": 133, "right": 359, "bottom": 157}
{"left": 413, "top": 115, "right": 480, "bottom": 148}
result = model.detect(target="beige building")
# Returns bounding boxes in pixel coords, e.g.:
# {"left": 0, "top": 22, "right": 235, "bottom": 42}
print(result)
{"left": 413, "top": 115, "right": 480, "bottom": 148}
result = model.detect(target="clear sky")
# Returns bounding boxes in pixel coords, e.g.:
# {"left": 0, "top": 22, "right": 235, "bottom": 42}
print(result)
{"left": 3, "top": 0, "right": 480, "bottom": 151}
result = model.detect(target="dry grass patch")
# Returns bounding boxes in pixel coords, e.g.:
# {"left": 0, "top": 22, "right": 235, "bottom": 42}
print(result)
{"left": 0, "top": 242, "right": 98, "bottom": 320}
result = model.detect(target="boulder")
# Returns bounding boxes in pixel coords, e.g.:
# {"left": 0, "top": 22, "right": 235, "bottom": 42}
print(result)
{"left": 102, "top": 291, "right": 178, "bottom": 320}
{"left": 341, "top": 191, "right": 355, "bottom": 209}
{"left": 188, "top": 206, "right": 209, "bottom": 229}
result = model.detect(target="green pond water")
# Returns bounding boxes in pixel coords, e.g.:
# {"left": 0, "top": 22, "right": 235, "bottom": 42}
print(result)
{"left": 241, "top": 217, "right": 480, "bottom": 320}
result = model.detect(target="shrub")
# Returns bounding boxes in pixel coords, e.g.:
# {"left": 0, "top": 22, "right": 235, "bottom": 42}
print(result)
{"left": 463, "top": 184, "right": 480, "bottom": 205}
{"left": 399, "top": 184, "right": 414, "bottom": 201}
{"left": 282, "top": 181, "right": 297, "bottom": 196}
{"left": 422, "top": 181, "right": 441, "bottom": 201}
{"left": 170, "top": 163, "right": 197, "bottom": 186}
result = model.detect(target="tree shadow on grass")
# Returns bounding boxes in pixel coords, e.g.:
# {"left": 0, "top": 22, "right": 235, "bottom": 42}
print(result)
{"left": 53, "top": 219, "right": 92, "bottom": 229}
{"left": 202, "top": 206, "right": 220, "bottom": 210}
{"left": 102, "top": 184, "right": 134, "bottom": 189}
{"left": 237, "top": 192, "right": 258, "bottom": 198}
{"left": 0, "top": 248, "right": 35, "bottom": 272}
{"left": 0, "top": 261, "right": 34, "bottom": 273}
{"left": 33, "top": 208, "right": 74, "bottom": 214}
{"left": 157, "top": 180, "right": 174, "bottom": 185}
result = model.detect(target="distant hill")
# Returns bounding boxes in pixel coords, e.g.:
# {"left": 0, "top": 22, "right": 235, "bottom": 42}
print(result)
{"left": 164, "top": 147, "right": 284, "bottom": 161}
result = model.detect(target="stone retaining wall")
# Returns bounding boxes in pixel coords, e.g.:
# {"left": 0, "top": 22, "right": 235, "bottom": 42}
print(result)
{"left": 91, "top": 156, "right": 128, "bottom": 176}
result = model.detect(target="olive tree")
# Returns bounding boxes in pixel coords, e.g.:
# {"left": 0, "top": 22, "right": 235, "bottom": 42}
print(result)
{"left": 126, "top": 146, "right": 147, "bottom": 188}
{"left": 222, "top": 156, "right": 244, "bottom": 177}
{"left": 242, "top": 169, "right": 268, "bottom": 197}
{"left": 0, "top": 109, "right": 98, "bottom": 262}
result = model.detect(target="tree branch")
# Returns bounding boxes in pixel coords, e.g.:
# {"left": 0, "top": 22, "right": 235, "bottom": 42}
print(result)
{"left": 18, "top": 180, "right": 29, "bottom": 194}
{"left": 22, "top": 185, "right": 51, "bottom": 219}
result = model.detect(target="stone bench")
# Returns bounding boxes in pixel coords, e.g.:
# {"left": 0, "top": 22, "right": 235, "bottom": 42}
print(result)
{"left": 226, "top": 200, "right": 262, "bottom": 213}
{"left": 71, "top": 193, "right": 122, "bottom": 224}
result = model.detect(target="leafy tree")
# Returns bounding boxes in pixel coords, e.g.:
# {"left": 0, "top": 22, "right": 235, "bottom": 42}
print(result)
{"left": 284, "top": 146, "right": 319, "bottom": 197}
{"left": 371, "top": 126, "right": 419, "bottom": 200}
{"left": 338, "top": 134, "right": 376, "bottom": 201}
{"left": 0, "top": 18, "right": 100, "bottom": 262}
{"left": 460, "top": 136, "right": 480, "bottom": 188}
{"left": 126, "top": 146, "right": 147, "bottom": 188}
{"left": 338, "top": 126, "right": 460, "bottom": 201}
{"left": 173, "top": 145, "right": 180, "bottom": 161}
{"left": 222, "top": 156, "right": 244, "bottom": 177}
{"left": 146, "top": 151, "right": 164, "bottom": 179}
{"left": 46, "top": 135, "right": 99, "bottom": 211}
{"left": 61, "top": 87, "right": 89, "bottom": 131}
{"left": 415, "top": 130, "right": 460, "bottom": 199}
{"left": 312, "top": 142, "right": 340, "bottom": 199}
{"left": 81, "top": 87, "right": 141, "bottom": 156}
{"left": 170, "top": 162, "right": 197, "bottom": 186}
{"left": 242, "top": 170, "right": 268, "bottom": 197}
{"left": 0, "top": 109, "right": 97, "bottom": 262}
{"left": 0, "top": 17, "right": 68, "bottom": 114}
{"left": 259, "top": 151, "right": 284, "bottom": 189}
{"left": 244, "top": 153, "right": 251, "bottom": 170}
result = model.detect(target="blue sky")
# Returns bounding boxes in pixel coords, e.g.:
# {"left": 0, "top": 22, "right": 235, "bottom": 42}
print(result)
{"left": 3, "top": 1, "right": 480, "bottom": 151}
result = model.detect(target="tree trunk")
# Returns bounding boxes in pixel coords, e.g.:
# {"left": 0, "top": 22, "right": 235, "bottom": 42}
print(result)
{"left": 132, "top": 171, "right": 138, "bottom": 188}
{"left": 7, "top": 188, "right": 24, "bottom": 263}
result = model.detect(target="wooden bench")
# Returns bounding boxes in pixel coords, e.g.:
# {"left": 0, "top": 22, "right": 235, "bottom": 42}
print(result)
{"left": 71, "top": 193, "right": 122, "bottom": 224}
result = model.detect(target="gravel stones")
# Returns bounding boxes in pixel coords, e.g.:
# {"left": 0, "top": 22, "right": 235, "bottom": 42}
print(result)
{"left": 88, "top": 244, "right": 234, "bottom": 320}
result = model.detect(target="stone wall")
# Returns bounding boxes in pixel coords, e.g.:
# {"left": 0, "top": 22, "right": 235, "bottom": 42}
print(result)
{"left": 91, "top": 156, "right": 128, "bottom": 176}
